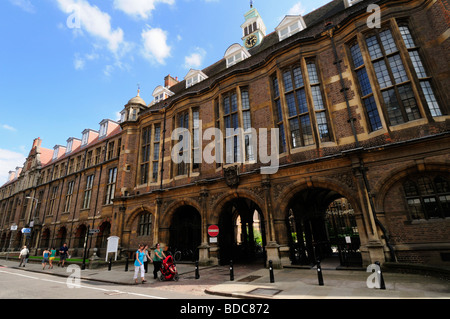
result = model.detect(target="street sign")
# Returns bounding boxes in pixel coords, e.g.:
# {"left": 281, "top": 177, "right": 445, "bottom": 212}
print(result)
{"left": 21, "top": 228, "right": 31, "bottom": 234}
{"left": 89, "top": 229, "right": 100, "bottom": 235}
{"left": 208, "top": 225, "right": 219, "bottom": 237}
{"left": 11, "top": 225, "right": 17, "bottom": 231}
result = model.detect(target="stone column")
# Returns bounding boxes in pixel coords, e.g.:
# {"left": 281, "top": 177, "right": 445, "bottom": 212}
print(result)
{"left": 262, "top": 176, "right": 281, "bottom": 268}
{"left": 352, "top": 158, "right": 385, "bottom": 265}
{"left": 198, "top": 188, "right": 211, "bottom": 265}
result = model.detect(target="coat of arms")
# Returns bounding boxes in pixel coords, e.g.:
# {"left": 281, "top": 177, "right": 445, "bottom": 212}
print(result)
{"left": 224, "top": 166, "right": 239, "bottom": 188}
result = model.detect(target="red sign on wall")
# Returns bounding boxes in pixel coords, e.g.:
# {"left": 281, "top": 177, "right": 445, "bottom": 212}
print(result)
{"left": 208, "top": 225, "right": 219, "bottom": 237}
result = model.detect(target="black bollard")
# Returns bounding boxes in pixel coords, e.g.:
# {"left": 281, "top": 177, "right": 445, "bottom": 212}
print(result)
{"left": 125, "top": 256, "right": 129, "bottom": 272}
{"left": 230, "top": 260, "right": 234, "bottom": 281}
{"left": 375, "top": 261, "right": 386, "bottom": 289}
{"left": 195, "top": 261, "right": 200, "bottom": 279}
{"left": 316, "top": 260, "right": 324, "bottom": 286}
{"left": 108, "top": 257, "right": 112, "bottom": 271}
{"left": 269, "top": 260, "right": 275, "bottom": 283}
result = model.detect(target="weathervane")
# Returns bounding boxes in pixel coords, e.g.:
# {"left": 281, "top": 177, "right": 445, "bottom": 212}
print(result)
{"left": 250, "top": 0, "right": 253, "bottom": 8}
{"left": 137, "top": 83, "right": 141, "bottom": 96}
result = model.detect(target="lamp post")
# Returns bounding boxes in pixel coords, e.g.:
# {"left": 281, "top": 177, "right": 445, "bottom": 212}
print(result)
{"left": 25, "top": 196, "right": 40, "bottom": 253}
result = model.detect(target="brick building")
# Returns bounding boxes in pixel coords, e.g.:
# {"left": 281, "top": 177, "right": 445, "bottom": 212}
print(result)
{"left": 1, "top": 0, "right": 449, "bottom": 269}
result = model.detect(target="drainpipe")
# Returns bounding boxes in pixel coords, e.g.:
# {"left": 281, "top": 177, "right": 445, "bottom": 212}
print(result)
{"left": 160, "top": 104, "right": 168, "bottom": 191}
{"left": 326, "top": 23, "right": 396, "bottom": 262}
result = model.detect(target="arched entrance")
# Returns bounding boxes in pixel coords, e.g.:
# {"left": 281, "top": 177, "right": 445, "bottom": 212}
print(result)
{"left": 55, "top": 227, "right": 67, "bottom": 248}
{"left": 286, "top": 188, "right": 362, "bottom": 268}
{"left": 169, "top": 205, "right": 201, "bottom": 262}
{"left": 218, "top": 198, "right": 266, "bottom": 265}
{"left": 73, "top": 224, "right": 87, "bottom": 255}
{"left": 40, "top": 228, "right": 50, "bottom": 249}
{"left": 96, "top": 222, "right": 111, "bottom": 257}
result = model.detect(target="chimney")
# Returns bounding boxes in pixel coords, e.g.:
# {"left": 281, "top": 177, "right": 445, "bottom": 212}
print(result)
{"left": 8, "top": 171, "right": 16, "bottom": 182}
{"left": 164, "top": 74, "right": 179, "bottom": 88}
{"left": 32, "top": 137, "right": 42, "bottom": 149}
{"left": 15, "top": 167, "right": 22, "bottom": 178}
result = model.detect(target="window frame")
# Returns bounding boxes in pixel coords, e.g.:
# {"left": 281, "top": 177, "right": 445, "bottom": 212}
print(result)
{"left": 397, "top": 22, "right": 445, "bottom": 118}
{"left": 138, "top": 212, "right": 153, "bottom": 237}
{"left": 363, "top": 26, "right": 422, "bottom": 126}
{"left": 348, "top": 40, "right": 384, "bottom": 132}
{"left": 403, "top": 175, "right": 450, "bottom": 220}
{"left": 281, "top": 64, "right": 315, "bottom": 149}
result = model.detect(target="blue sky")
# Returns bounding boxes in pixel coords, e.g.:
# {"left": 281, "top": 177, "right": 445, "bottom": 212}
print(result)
{"left": 0, "top": 0, "right": 331, "bottom": 184}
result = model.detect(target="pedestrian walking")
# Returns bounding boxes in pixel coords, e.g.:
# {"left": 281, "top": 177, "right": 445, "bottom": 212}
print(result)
{"left": 153, "top": 243, "right": 166, "bottom": 280}
{"left": 58, "top": 243, "right": 69, "bottom": 267}
{"left": 49, "top": 247, "right": 56, "bottom": 269}
{"left": 42, "top": 248, "right": 50, "bottom": 270}
{"left": 143, "top": 244, "right": 153, "bottom": 273}
{"left": 18, "top": 246, "right": 29, "bottom": 267}
{"left": 133, "top": 244, "right": 147, "bottom": 284}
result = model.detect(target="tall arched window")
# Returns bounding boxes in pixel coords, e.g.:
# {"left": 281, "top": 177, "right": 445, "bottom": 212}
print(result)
{"left": 403, "top": 175, "right": 450, "bottom": 220}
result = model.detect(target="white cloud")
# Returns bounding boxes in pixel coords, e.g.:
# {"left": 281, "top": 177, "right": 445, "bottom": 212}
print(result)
{"left": 9, "top": 0, "right": 35, "bottom": 13}
{"left": 113, "top": 0, "right": 174, "bottom": 20}
{"left": 141, "top": 27, "right": 171, "bottom": 65}
{"left": 73, "top": 52, "right": 100, "bottom": 70}
{"left": 56, "top": 0, "right": 127, "bottom": 54}
{"left": 73, "top": 54, "right": 85, "bottom": 70}
{"left": 1, "top": 124, "right": 17, "bottom": 132}
{"left": 184, "top": 47, "right": 206, "bottom": 69}
{"left": 0, "top": 149, "right": 26, "bottom": 185}
{"left": 288, "top": 2, "right": 306, "bottom": 16}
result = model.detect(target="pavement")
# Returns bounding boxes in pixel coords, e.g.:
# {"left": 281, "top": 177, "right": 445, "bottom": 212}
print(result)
{"left": 1, "top": 257, "right": 449, "bottom": 299}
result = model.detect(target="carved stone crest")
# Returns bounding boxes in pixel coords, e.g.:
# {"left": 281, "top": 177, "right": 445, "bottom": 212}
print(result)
{"left": 224, "top": 166, "right": 239, "bottom": 188}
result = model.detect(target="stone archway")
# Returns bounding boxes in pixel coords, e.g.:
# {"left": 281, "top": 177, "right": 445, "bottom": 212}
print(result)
{"left": 285, "top": 187, "right": 363, "bottom": 268}
{"left": 217, "top": 197, "right": 266, "bottom": 265}
{"left": 168, "top": 205, "right": 202, "bottom": 262}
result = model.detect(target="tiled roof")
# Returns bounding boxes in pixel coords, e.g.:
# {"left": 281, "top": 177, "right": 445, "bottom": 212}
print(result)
{"left": 40, "top": 123, "right": 122, "bottom": 169}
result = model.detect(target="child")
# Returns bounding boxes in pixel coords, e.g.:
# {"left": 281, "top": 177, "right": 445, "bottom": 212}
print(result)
{"left": 49, "top": 247, "right": 56, "bottom": 269}
{"left": 42, "top": 248, "right": 50, "bottom": 270}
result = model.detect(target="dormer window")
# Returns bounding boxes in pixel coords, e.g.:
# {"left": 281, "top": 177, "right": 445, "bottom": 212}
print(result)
{"left": 65, "top": 137, "right": 81, "bottom": 154}
{"left": 99, "top": 123, "right": 107, "bottom": 137}
{"left": 81, "top": 131, "right": 89, "bottom": 146}
{"left": 155, "top": 93, "right": 165, "bottom": 103}
{"left": 185, "top": 69, "right": 208, "bottom": 89}
{"left": 52, "top": 145, "right": 65, "bottom": 161}
{"left": 52, "top": 146, "right": 60, "bottom": 161}
{"left": 99, "top": 120, "right": 108, "bottom": 138}
{"left": 276, "top": 16, "right": 307, "bottom": 42}
{"left": 151, "top": 85, "right": 174, "bottom": 105}
{"left": 344, "top": 0, "right": 363, "bottom": 8}
{"left": 81, "top": 129, "right": 99, "bottom": 147}
{"left": 66, "top": 140, "right": 73, "bottom": 154}
{"left": 224, "top": 44, "right": 251, "bottom": 68}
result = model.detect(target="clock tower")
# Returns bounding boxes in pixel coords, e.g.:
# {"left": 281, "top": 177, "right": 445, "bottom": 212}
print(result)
{"left": 241, "top": 1, "right": 266, "bottom": 49}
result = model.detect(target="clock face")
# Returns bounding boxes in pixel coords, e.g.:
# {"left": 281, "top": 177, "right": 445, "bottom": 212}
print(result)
{"left": 245, "top": 34, "right": 258, "bottom": 48}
